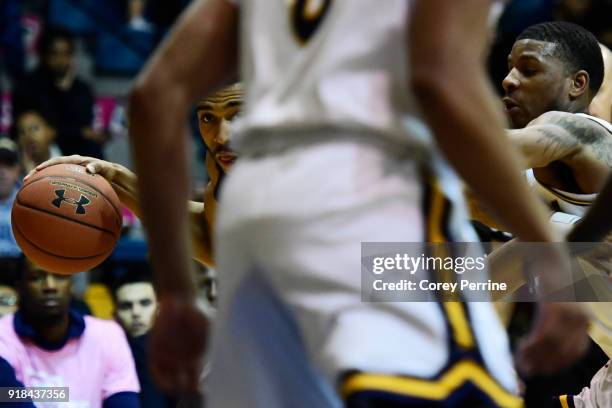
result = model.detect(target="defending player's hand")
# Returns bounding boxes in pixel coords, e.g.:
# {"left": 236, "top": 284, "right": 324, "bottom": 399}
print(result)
{"left": 516, "top": 302, "right": 589, "bottom": 376}
{"left": 149, "top": 295, "right": 209, "bottom": 394}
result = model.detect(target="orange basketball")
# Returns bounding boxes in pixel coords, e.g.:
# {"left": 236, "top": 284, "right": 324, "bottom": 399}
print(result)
{"left": 11, "top": 164, "right": 123, "bottom": 274}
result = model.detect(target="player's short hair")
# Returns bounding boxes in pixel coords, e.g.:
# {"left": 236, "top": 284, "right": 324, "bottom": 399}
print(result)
{"left": 517, "top": 22, "right": 604, "bottom": 95}
{"left": 39, "top": 27, "right": 75, "bottom": 56}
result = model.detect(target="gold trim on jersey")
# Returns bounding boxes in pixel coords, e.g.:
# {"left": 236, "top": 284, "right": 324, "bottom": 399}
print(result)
{"left": 301, "top": 0, "right": 328, "bottom": 20}
{"left": 425, "top": 176, "right": 474, "bottom": 346}
{"left": 427, "top": 178, "right": 448, "bottom": 244}
{"left": 289, "top": 0, "right": 333, "bottom": 45}
{"left": 414, "top": 170, "right": 522, "bottom": 406}
{"left": 442, "top": 302, "right": 475, "bottom": 349}
{"left": 558, "top": 394, "right": 571, "bottom": 408}
{"left": 341, "top": 360, "right": 523, "bottom": 408}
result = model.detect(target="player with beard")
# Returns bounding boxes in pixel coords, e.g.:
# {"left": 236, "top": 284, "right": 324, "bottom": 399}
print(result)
{"left": 502, "top": 22, "right": 611, "bottom": 203}
{"left": 25, "top": 84, "right": 243, "bottom": 267}
{"left": 470, "top": 22, "right": 612, "bottom": 237}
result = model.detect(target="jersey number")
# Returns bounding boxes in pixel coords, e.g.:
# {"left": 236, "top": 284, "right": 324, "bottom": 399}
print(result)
{"left": 290, "top": 0, "right": 333, "bottom": 44}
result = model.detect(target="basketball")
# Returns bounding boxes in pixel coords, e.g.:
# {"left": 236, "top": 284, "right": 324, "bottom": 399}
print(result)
{"left": 11, "top": 164, "right": 122, "bottom": 274}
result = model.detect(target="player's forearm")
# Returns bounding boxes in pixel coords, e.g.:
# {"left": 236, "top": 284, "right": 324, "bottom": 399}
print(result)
{"left": 128, "top": 0, "right": 237, "bottom": 299}
{"left": 567, "top": 175, "right": 612, "bottom": 242}
{"left": 129, "top": 85, "right": 196, "bottom": 299}
{"left": 507, "top": 123, "right": 578, "bottom": 169}
{"left": 107, "top": 164, "right": 142, "bottom": 218}
{"left": 506, "top": 127, "right": 548, "bottom": 169}
{"left": 112, "top": 165, "right": 214, "bottom": 266}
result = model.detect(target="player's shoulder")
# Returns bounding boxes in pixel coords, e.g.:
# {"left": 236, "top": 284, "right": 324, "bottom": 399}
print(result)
{"left": 529, "top": 110, "right": 576, "bottom": 125}
{"left": 531, "top": 111, "right": 609, "bottom": 138}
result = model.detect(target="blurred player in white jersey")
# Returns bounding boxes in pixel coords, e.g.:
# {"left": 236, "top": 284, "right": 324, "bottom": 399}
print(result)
{"left": 128, "top": 0, "right": 589, "bottom": 407}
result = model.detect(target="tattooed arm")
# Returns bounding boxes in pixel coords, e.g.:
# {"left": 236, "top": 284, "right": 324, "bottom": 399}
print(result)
{"left": 507, "top": 111, "right": 608, "bottom": 169}
{"left": 507, "top": 111, "right": 583, "bottom": 169}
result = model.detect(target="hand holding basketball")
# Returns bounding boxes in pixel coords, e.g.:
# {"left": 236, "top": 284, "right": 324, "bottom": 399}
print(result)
{"left": 12, "top": 163, "right": 123, "bottom": 274}
{"left": 25, "top": 155, "right": 126, "bottom": 186}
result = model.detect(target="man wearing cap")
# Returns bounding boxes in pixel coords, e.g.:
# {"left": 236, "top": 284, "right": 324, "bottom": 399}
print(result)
{"left": 0, "top": 138, "right": 21, "bottom": 257}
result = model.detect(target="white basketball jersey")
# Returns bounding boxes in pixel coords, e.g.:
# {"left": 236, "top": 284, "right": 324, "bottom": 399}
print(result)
{"left": 227, "top": 0, "right": 425, "bottom": 152}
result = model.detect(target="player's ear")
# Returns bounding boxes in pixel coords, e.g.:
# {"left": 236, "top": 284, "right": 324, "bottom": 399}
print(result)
{"left": 569, "top": 70, "right": 589, "bottom": 100}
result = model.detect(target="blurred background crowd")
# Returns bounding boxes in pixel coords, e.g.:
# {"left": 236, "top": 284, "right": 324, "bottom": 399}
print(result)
{"left": 0, "top": 0, "right": 610, "bottom": 407}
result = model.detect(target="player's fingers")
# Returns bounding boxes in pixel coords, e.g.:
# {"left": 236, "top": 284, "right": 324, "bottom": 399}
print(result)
{"left": 85, "top": 162, "right": 103, "bottom": 175}
{"left": 23, "top": 168, "right": 37, "bottom": 182}
{"left": 515, "top": 336, "right": 543, "bottom": 376}
{"left": 517, "top": 325, "right": 588, "bottom": 376}
{"left": 23, "top": 158, "right": 66, "bottom": 182}
{"left": 554, "top": 331, "right": 589, "bottom": 370}
{"left": 34, "top": 155, "right": 85, "bottom": 171}
{"left": 516, "top": 321, "right": 563, "bottom": 375}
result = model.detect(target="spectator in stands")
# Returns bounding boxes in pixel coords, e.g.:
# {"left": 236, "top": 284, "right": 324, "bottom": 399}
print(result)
{"left": 12, "top": 28, "right": 106, "bottom": 159}
{"left": 0, "top": 258, "right": 19, "bottom": 318}
{"left": 113, "top": 266, "right": 178, "bottom": 408}
{"left": 0, "top": 256, "right": 140, "bottom": 407}
{"left": 0, "top": 0, "right": 24, "bottom": 82}
{"left": 14, "top": 106, "right": 62, "bottom": 174}
{"left": 0, "top": 284, "right": 17, "bottom": 317}
{"left": 0, "top": 138, "right": 20, "bottom": 257}
{"left": 113, "top": 268, "right": 158, "bottom": 339}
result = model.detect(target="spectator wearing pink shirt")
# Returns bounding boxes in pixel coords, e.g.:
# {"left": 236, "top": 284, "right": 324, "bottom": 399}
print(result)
{"left": 0, "top": 256, "right": 140, "bottom": 408}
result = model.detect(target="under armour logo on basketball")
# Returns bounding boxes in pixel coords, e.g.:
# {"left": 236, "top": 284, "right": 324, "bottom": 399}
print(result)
{"left": 52, "top": 189, "right": 91, "bottom": 214}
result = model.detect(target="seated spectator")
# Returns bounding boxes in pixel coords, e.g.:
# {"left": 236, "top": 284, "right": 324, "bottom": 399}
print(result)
{"left": 11, "top": 28, "right": 106, "bottom": 159}
{"left": 0, "top": 257, "right": 19, "bottom": 317}
{"left": 14, "top": 107, "right": 62, "bottom": 174}
{"left": 113, "top": 266, "right": 178, "bottom": 408}
{"left": 0, "top": 138, "right": 21, "bottom": 257}
{"left": 0, "top": 256, "right": 140, "bottom": 407}
{"left": 113, "top": 267, "right": 158, "bottom": 339}
{"left": 0, "top": 284, "right": 17, "bottom": 317}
